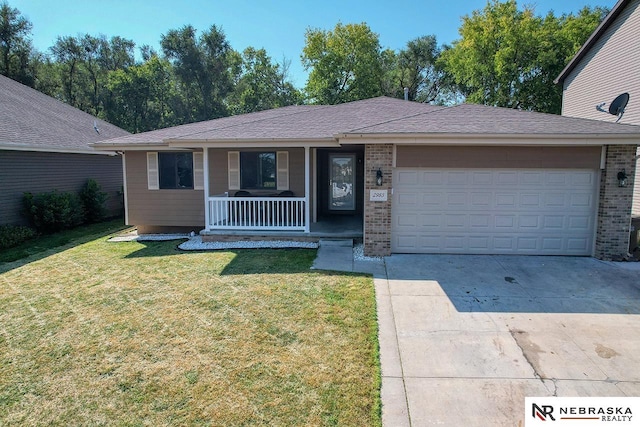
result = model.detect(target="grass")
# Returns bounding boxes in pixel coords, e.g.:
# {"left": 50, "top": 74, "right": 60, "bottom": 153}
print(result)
{"left": 0, "top": 228, "right": 380, "bottom": 426}
{"left": 0, "top": 218, "right": 128, "bottom": 263}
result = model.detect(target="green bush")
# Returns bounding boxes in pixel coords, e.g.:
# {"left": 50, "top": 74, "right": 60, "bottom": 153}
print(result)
{"left": 80, "top": 179, "right": 108, "bottom": 223}
{"left": 23, "top": 190, "right": 85, "bottom": 233}
{"left": 0, "top": 224, "right": 38, "bottom": 250}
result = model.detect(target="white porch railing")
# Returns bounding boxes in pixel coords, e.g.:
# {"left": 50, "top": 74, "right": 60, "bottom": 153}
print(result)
{"left": 207, "top": 196, "right": 307, "bottom": 231}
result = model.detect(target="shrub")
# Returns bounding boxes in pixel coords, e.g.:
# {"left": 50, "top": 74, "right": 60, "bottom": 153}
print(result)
{"left": 23, "top": 190, "right": 85, "bottom": 233}
{"left": 80, "top": 179, "right": 108, "bottom": 223}
{"left": 0, "top": 224, "right": 38, "bottom": 250}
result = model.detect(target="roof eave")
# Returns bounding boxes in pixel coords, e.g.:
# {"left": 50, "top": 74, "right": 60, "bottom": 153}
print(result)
{"left": 554, "top": 0, "right": 628, "bottom": 84}
{"left": 1, "top": 142, "right": 118, "bottom": 155}
{"left": 90, "top": 142, "right": 170, "bottom": 151}
{"left": 166, "top": 137, "right": 340, "bottom": 148}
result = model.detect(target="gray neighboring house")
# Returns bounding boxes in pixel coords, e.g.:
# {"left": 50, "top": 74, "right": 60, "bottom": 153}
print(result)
{"left": 93, "top": 96, "right": 640, "bottom": 260}
{"left": 555, "top": 0, "right": 640, "bottom": 215}
{"left": 0, "top": 74, "right": 130, "bottom": 226}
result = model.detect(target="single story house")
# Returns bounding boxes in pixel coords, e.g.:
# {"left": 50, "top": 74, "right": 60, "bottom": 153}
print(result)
{"left": 92, "top": 96, "right": 640, "bottom": 260}
{"left": 0, "top": 74, "right": 130, "bottom": 225}
{"left": 555, "top": 0, "right": 640, "bottom": 215}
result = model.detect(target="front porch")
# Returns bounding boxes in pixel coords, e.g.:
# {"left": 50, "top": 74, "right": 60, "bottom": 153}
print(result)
{"left": 201, "top": 214, "right": 363, "bottom": 242}
{"left": 201, "top": 144, "right": 365, "bottom": 241}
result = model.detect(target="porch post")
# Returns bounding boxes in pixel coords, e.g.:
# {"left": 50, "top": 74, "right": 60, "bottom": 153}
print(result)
{"left": 203, "top": 147, "right": 210, "bottom": 231}
{"left": 305, "top": 146, "right": 310, "bottom": 233}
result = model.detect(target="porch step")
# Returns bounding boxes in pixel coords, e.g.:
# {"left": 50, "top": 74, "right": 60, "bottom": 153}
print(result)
{"left": 311, "top": 239, "right": 354, "bottom": 272}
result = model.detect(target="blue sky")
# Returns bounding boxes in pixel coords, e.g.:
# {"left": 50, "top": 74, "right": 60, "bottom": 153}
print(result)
{"left": 12, "top": 0, "right": 616, "bottom": 87}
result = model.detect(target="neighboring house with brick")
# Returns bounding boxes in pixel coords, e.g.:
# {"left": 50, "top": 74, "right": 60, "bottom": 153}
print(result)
{"left": 555, "top": 0, "right": 640, "bottom": 217}
{"left": 93, "top": 96, "right": 640, "bottom": 260}
{"left": 0, "top": 74, "right": 130, "bottom": 225}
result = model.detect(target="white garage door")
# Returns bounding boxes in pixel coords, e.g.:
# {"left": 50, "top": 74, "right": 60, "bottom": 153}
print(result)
{"left": 392, "top": 169, "right": 598, "bottom": 255}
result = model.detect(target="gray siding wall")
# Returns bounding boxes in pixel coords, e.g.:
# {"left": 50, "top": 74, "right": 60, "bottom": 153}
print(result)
{"left": 0, "top": 150, "right": 123, "bottom": 225}
{"left": 560, "top": 0, "right": 640, "bottom": 214}
{"left": 561, "top": 0, "right": 640, "bottom": 124}
{"left": 125, "top": 151, "right": 204, "bottom": 229}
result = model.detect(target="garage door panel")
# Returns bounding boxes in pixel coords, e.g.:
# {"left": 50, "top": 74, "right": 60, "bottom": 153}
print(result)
{"left": 397, "top": 170, "right": 420, "bottom": 185}
{"left": 421, "top": 171, "right": 443, "bottom": 185}
{"left": 392, "top": 168, "right": 597, "bottom": 255}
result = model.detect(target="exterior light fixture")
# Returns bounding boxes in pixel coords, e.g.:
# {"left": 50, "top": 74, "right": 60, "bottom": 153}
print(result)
{"left": 617, "top": 169, "right": 628, "bottom": 187}
{"left": 376, "top": 169, "right": 383, "bottom": 186}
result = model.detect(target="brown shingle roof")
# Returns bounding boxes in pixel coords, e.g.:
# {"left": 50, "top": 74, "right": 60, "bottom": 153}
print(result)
{"left": 0, "top": 74, "right": 129, "bottom": 153}
{"left": 346, "top": 103, "right": 640, "bottom": 135}
{"left": 94, "top": 96, "right": 640, "bottom": 148}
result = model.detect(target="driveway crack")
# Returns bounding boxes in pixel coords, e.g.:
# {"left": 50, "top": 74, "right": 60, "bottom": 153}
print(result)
{"left": 509, "top": 328, "right": 548, "bottom": 383}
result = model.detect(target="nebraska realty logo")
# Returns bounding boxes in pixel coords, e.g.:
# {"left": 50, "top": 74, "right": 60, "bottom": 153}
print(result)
{"left": 525, "top": 397, "right": 640, "bottom": 426}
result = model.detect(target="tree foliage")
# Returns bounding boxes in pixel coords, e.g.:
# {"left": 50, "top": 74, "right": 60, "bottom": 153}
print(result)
{"left": 161, "top": 24, "right": 234, "bottom": 123}
{"left": 439, "top": 0, "right": 608, "bottom": 113}
{"left": 0, "top": 0, "right": 610, "bottom": 131}
{"left": 229, "top": 48, "right": 302, "bottom": 114}
{"left": 0, "top": 1, "right": 34, "bottom": 85}
{"left": 302, "top": 22, "right": 384, "bottom": 104}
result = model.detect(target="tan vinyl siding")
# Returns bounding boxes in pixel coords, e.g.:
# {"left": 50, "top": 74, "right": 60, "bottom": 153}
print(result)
{"left": 125, "top": 151, "right": 204, "bottom": 228}
{"left": 208, "top": 148, "right": 306, "bottom": 197}
{"left": 0, "top": 150, "right": 123, "bottom": 225}
{"left": 560, "top": 0, "right": 640, "bottom": 214}
{"left": 395, "top": 146, "right": 602, "bottom": 169}
{"left": 561, "top": 0, "right": 640, "bottom": 125}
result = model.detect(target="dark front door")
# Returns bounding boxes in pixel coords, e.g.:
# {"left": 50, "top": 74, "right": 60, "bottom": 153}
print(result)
{"left": 317, "top": 147, "right": 364, "bottom": 217}
{"left": 328, "top": 153, "right": 356, "bottom": 212}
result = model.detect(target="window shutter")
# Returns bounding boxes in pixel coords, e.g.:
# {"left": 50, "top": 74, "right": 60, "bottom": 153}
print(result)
{"left": 277, "top": 151, "right": 289, "bottom": 190}
{"left": 147, "top": 152, "right": 159, "bottom": 190}
{"left": 193, "top": 151, "right": 204, "bottom": 190}
{"left": 228, "top": 151, "right": 240, "bottom": 190}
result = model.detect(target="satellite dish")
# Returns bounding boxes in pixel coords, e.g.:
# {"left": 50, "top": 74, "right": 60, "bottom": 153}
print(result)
{"left": 596, "top": 92, "right": 629, "bottom": 123}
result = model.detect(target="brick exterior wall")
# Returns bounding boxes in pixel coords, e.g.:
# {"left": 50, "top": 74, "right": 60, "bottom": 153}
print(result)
{"left": 595, "top": 144, "right": 637, "bottom": 260}
{"left": 364, "top": 144, "right": 393, "bottom": 257}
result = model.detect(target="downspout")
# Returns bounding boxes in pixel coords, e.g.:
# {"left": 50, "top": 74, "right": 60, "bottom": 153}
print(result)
{"left": 305, "top": 146, "right": 310, "bottom": 233}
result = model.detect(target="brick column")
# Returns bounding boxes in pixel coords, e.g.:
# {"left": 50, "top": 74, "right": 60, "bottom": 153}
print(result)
{"left": 364, "top": 144, "right": 393, "bottom": 257}
{"left": 595, "top": 145, "right": 637, "bottom": 260}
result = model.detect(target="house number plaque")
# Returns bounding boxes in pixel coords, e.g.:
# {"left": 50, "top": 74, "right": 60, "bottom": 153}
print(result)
{"left": 370, "top": 189, "right": 388, "bottom": 202}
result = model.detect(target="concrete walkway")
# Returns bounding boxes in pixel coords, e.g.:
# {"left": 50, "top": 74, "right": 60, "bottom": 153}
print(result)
{"left": 311, "top": 250, "right": 640, "bottom": 426}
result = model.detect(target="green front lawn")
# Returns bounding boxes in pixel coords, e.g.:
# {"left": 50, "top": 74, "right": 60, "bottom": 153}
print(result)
{"left": 0, "top": 231, "right": 380, "bottom": 426}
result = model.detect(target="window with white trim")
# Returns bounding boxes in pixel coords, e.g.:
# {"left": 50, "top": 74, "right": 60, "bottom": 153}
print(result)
{"left": 228, "top": 151, "right": 289, "bottom": 191}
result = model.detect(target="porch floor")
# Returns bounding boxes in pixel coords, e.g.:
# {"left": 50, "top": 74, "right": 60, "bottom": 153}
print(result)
{"left": 201, "top": 215, "right": 363, "bottom": 240}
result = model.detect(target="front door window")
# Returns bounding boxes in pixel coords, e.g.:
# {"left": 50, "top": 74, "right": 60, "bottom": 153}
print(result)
{"left": 329, "top": 154, "right": 355, "bottom": 211}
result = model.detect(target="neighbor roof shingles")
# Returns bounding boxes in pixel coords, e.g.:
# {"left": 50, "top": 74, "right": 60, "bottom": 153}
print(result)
{"left": 0, "top": 74, "right": 129, "bottom": 152}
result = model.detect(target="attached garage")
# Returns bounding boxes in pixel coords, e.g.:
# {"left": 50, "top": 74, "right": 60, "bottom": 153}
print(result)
{"left": 391, "top": 146, "right": 602, "bottom": 255}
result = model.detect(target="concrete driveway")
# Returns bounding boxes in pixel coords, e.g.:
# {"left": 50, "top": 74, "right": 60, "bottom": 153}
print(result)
{"left": 377, "top": 255, "right": 640, "bottom": 426}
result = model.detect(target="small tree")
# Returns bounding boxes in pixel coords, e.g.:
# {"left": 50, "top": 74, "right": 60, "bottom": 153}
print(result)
{"left": 79, "top": 178, "right": 108, "bottom": 223}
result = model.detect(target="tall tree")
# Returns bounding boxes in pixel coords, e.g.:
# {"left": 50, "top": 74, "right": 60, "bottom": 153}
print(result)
{"left": 302, "top": 22, "right": 384, "bottom": 104}
{"left": 0, "top": 1, "right": 34, "bottom": 85}
{"left": 385, "top": 35, "right": 457, "bottom": 104}
{"left": 50, "top": 35, "right": 85, "bottom": 108}
{"left": 49, "top": 33, "right": 135, "bottom": 115}
{"left": 229, "top": 47, "right": 301, "bottom": 114}
{"left": 161, "top": 24, "right": 233, "bottom": 123}
{"left": 106, "top": 54, "right": 175, "bottom": 133}
{"left": 439, "top": 0, "right": 607, "bottom": 114}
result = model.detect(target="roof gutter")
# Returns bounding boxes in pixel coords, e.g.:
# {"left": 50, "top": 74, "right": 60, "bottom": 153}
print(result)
{"left": 166, "top": 137, "right": 340, "bottom": 148}
{"left": 0, "top": 142, "right": 118, "bottom": 155}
